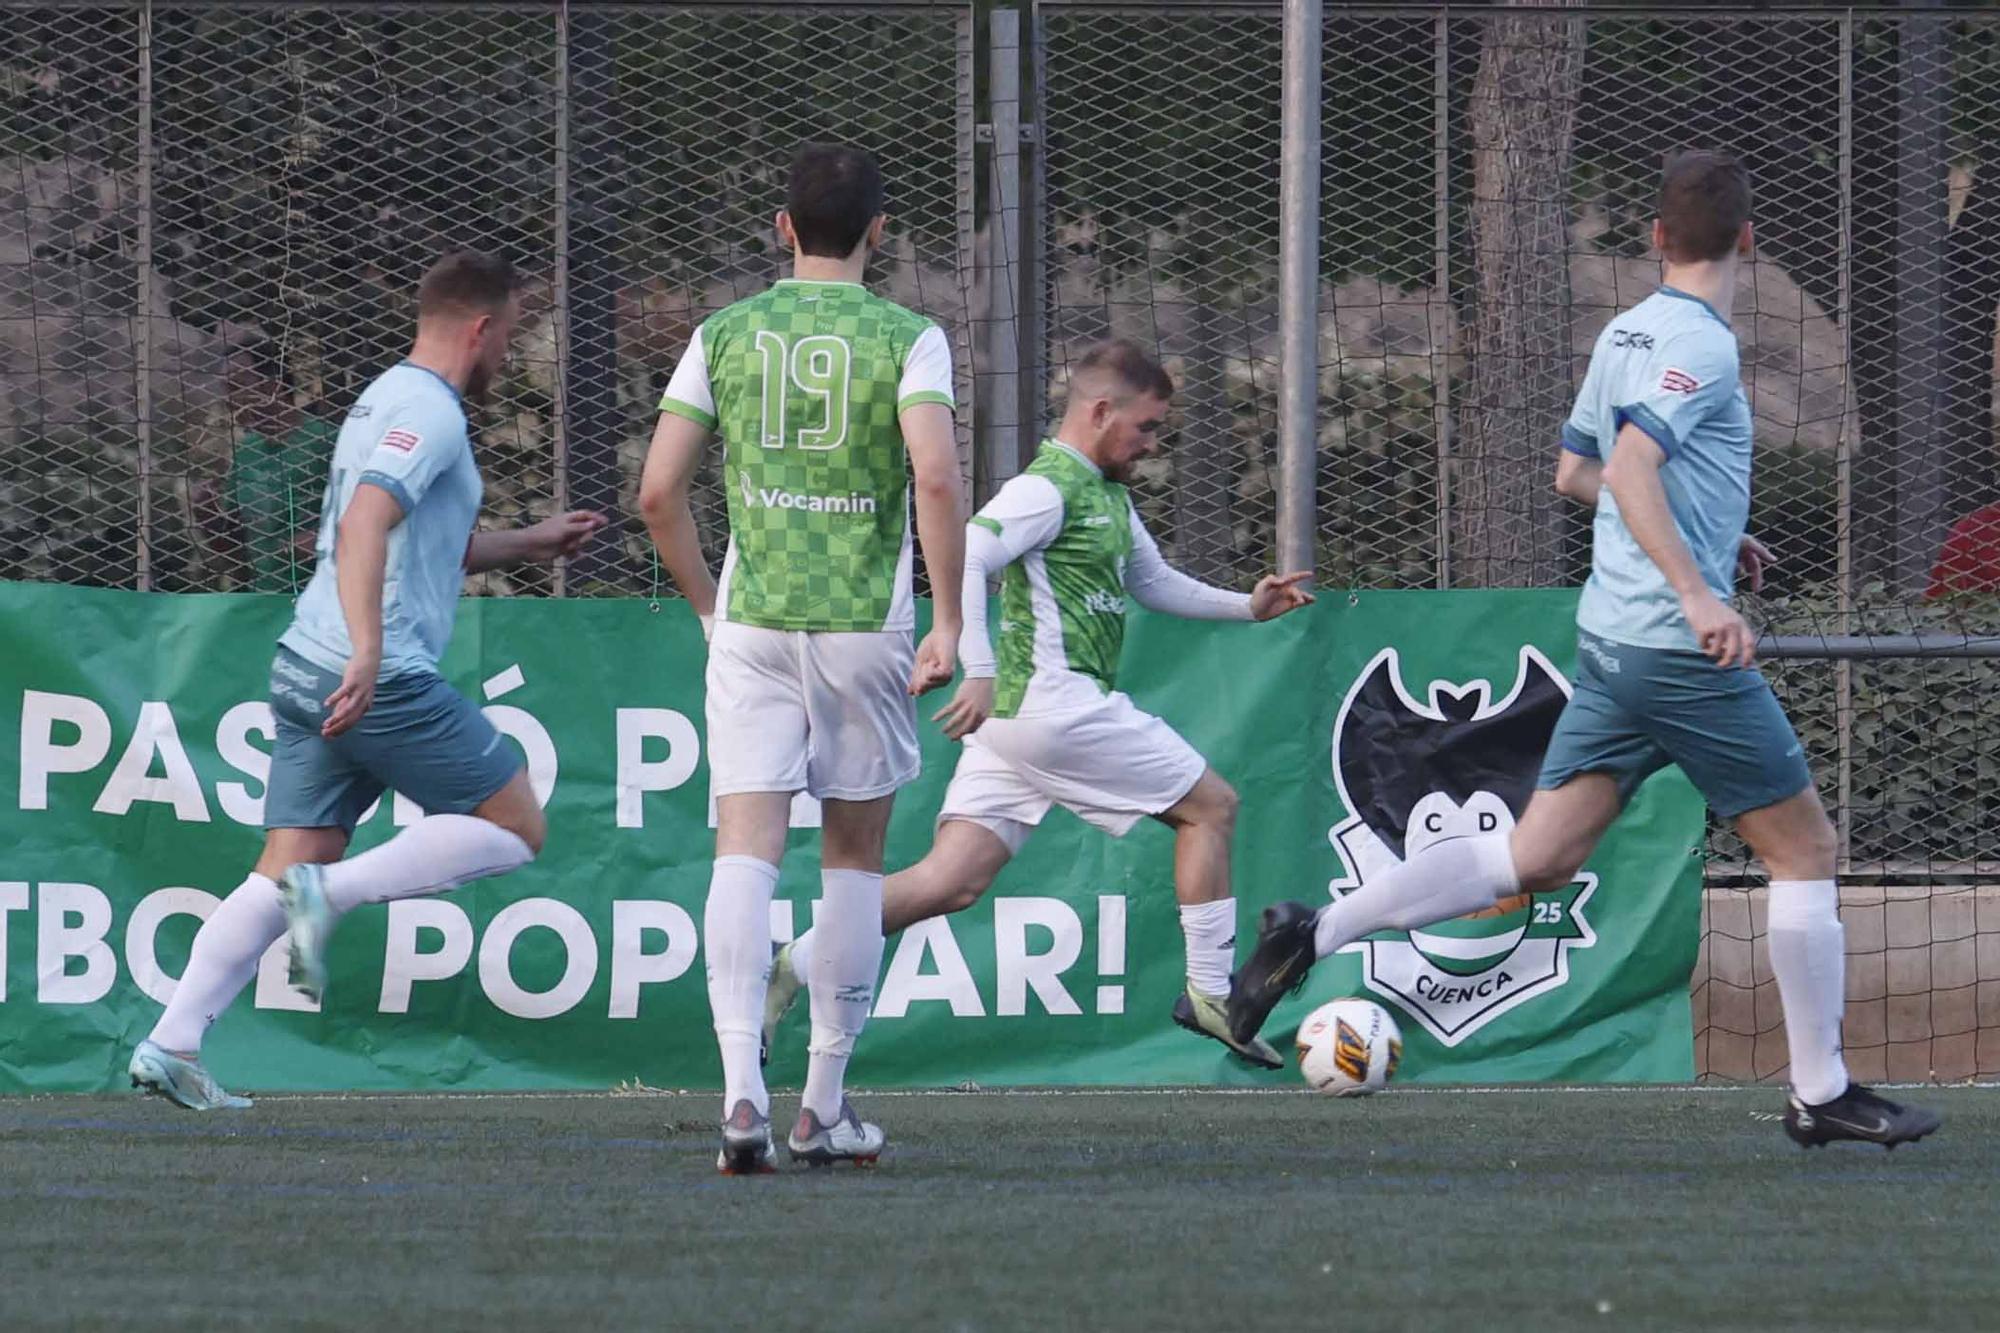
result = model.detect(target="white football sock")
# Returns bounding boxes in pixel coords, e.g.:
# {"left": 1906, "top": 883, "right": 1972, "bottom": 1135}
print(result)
{"left": 787, "top": 927, "right": 816, "bottom": 979}
{"left": 1314, "top": 833, "right": 1520, "bottom": 959}
{"left": 1767, "top": 879, "right": 1851, "bottom": 1105}
{"left": 148, "top": 873, "right": 285, "bottom": 1053}
{"left": 801, "top": 869, "right": 886, "bottom": 1123}
{"left": 321, "top": 814, "right": 533, "bottom": 913}
{"left": 1179, "top": 898, "right": 1237, "bottom": 996}
{"left": 705, "top": 855, "right": 779, "bottom": 1118}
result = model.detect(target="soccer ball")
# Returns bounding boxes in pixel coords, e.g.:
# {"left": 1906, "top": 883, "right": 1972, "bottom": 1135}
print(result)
{"left": 1295, "top": 998, "right": 1403, "bottom": 1096}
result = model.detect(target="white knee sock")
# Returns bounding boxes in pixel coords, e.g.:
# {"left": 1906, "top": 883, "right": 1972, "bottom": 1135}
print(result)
{"left": 705, "top": 855, "right": 780, "bottom": 1118}
{"left": 801, "top": 869, "right": 886, "bottom": 1123}
{"left": 1767, "top": 879, "right": 1850, "bottom": 1105}
{"left": 148, "top": 873, "right": 285, "bottom": 1053}
{"left": 1314, "top": 834, "right": 1520, "bottom": 959}
{"left": 1179, "top": 898, "right": 1237, "bottom": 996}
{"left": 321, "top": 814, "right": 533, "bottom": 914}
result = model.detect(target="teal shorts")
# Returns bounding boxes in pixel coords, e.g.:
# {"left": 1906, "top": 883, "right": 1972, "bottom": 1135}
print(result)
{"left": 1537, "top": 631, "right": 1813, "bottom": 818}
{"left": 264, "top": 648, "right": 521, "bottom": 831}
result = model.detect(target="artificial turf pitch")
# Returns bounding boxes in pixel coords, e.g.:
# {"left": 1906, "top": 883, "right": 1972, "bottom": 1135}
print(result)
{"left": 2, "top": 1085, "right": 1994, "bottom": 1332}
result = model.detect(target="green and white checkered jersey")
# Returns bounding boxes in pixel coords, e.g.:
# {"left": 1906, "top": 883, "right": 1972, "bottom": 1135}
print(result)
{"left": 659, "top": 279, "right": 954, "bottom": 632}
{"left": 970, "top": 441, "right": 1137, "bottom": 718}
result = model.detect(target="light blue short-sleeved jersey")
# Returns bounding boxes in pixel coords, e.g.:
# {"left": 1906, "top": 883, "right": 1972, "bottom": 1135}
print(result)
{"left": 1564, "top": 286, "right": 1753, "bottom": 651}
{"left": 279, "top": 363, "right": 482, "bottom": 679}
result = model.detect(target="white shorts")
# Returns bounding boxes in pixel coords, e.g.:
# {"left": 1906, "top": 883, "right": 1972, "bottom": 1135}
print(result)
{"left": 705, "top": 622, "right": 918, "bottom": 801}
{"left": 939, "top": 682, "right": 1208, "bottom": 852}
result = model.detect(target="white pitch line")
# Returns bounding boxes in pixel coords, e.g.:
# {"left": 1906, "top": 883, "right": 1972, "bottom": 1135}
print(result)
{"left": 234, "top": 1082, "right": 2000, "bottom": 1105}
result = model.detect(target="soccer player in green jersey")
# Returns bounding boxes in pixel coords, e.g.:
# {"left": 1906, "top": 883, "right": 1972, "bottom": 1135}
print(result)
{"left": 768, "top": 340, "right": 1314, "bottom": 1070}
{"left": 640, "top": 144, "right": 966, "bottom": 1172}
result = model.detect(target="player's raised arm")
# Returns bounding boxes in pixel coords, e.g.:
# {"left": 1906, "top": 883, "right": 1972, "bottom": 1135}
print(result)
{"left": 1125, "top": 509, "right": 1313, "bottom": 622}
{"left": 465, "top": 511, "right": 607, "bottom": 573}
{"left": 639, "top": 324, "right": 721, "bottom": 634}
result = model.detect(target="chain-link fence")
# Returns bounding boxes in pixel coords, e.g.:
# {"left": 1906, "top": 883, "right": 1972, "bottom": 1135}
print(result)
{"left": 1032, "top": 6, "right": 1997, "bottom": 600}
{"left": 11, "top": 3, "right": 1992, "bottom": 619}
{"left": 2, "top": 0, "right": 973, "bottom": 597}
{"left": 7, "top": 1, "right": 2000, "bottom": 1078}
{"left": 1031, "top": 1, "right": 1995, "bottom": 1086}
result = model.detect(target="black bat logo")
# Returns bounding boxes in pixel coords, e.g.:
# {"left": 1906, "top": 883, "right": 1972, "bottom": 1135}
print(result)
{"left": 1333, "top": 648, "right": 1570, "bottom": 861}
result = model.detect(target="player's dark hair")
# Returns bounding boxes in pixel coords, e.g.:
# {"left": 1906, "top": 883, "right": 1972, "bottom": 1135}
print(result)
{"left": 1658, "top": 150, "right": 1751, "bottom": 264}
{"left": 785, "top": 143, "right": 885, "bottom": 259}
{"left": 417, "top": 250, "right": 521, "bottom": 320}
{"left": 1072, "top": 339, "right": 1176, "bottom": 403}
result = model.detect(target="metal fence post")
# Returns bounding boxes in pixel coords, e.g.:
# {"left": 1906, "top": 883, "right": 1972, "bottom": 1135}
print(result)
{"left": 1892, "top": 0, "right": 1949, "bottom": 596}
{"left": 984, "top": 6, "right": 1025, "bottom": 489}
{"left": 955, "top": 6, "right": 980, "bottom": 497}
{"left": 1836, "top": 11, "right": 1855, "bottom": 870}
{"left": 564, "top": 4, "right": 621, "bottom": 586}
{"left": 1277, "top": 0, "right": 1322, "bottom": 577}
{"left": 135, "top": 0, "right": 154, "bottom": 591}
{"left": 1431, "top": 9, "right": 1452, "bottom": 590}
{"left": 1024, "top": 5, "right": 1049, "bottom": 457}
{"left": 550, "top": 6, "right": 571, "bottom": 596}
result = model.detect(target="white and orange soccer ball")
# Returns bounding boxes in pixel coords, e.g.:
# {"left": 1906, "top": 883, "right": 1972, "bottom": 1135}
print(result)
{"left": 1295, "top": 998, "right": 1403, "bottom": 1096}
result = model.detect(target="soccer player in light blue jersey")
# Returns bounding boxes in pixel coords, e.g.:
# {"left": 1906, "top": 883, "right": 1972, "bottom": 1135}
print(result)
{"left": 1231, "top": 152, "right": 1940, "bottom": 1148}
{"left": 130, "top": 252, "right": 606, "bottom": 1110}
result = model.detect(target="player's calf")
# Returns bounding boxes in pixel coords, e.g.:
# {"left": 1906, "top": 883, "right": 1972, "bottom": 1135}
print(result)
{"left": 473, "top": 772, "right": 546, "bottom": 856}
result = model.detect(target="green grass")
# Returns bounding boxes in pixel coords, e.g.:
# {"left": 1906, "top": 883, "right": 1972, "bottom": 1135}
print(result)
{"left": 1, "top": 1086, "right": 1994, "bottom": 1332}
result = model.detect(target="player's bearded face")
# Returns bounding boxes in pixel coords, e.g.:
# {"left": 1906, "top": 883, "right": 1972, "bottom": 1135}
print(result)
{"left": 465, "top": 299, "right": 521, "bottom": 403}
{"left": 1100, "top": 394, "right": 1169, "bottom": 483}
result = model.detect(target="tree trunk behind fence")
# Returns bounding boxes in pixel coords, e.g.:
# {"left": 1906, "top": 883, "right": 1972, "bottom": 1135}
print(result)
{"left": 1452, "top": 0, "right": 1586, "bottom": 589}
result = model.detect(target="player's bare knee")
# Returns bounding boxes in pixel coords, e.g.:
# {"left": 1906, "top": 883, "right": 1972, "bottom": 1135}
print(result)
{"left": 940, "top": 877, "right": 989, "bottom": 914}
{"left": 254, "top": 827, "right": 348, "bottom": 880}
{"left": 1514, "top": 852, "right": 1582, "bottom": 897}
{"left": 479, "top": 798, "right": 545, "bottom": 858}
{"left": 1208, "top": 780, "right": 1239, "bottom": 833}
{"left": 1172, "top": 772, "right": 1237, "bottom": 834}
{"left": 1759, "top": 814, "right": 1837, "bottom": 881}
{"left": 505, "top": 804, "right": 547, "bottom": 858}
{"left": 958, "top": 851, "right": 1008, "bottom": 904}
{"left": 1509, "top": 834, "right": 1584, "bottom": 897}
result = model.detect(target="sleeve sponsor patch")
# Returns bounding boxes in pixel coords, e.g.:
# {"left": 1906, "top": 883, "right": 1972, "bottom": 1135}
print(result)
{"left": 379, "top": 428, "right": 422, "bottom": 453}
{"left": 1659, "top": 368, "right": 1701, "bottom": 395}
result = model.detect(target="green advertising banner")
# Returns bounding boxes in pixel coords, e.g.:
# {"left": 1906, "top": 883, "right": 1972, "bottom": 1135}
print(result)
{"left": 0, "top": 581, "right": 1703, "bottom": 1094}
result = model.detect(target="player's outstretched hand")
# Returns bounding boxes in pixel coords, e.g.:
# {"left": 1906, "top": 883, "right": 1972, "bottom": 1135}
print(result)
{"left": 322, "top": 655, "right": 379, "bottom": 738}
{"left": 1684, "top": 589, "right": 1757, "bottom": 669}
{"left": 1250, "top": 571, "right": 1316, "bottom": 621}
{"left": 933, "top": 676, "right": 995, "bottom": 741}
{"left": 531, "top": 510, "right": 609, "bottom": 561}
{"left": 1737, "top": 534, "right": 1776, "bottom": 594}
{"left": 910, "top": 625, "right": 958, "bottom": 696}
